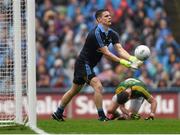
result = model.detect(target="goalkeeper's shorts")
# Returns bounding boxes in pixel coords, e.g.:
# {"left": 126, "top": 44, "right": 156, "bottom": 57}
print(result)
{"left": 73, "top": 60, "right": 96, "bottom": 85}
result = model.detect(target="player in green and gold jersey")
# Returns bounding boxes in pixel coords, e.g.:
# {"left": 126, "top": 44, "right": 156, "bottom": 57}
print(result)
{"left": 107, "top": 78, "right": 157, "bottom": 120}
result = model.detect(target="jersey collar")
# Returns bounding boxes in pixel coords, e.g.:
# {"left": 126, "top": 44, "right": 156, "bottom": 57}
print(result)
{"left": 97, "top": 24, "right": 111, "bottom": 36}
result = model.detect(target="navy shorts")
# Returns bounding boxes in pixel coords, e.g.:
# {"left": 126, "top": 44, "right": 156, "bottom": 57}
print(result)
{"left": 73, "top": 60, "right": 96, "bottom": 85}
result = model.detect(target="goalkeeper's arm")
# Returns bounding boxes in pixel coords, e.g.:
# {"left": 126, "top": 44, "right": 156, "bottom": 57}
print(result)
{"left": 98, "top": 46, "right": 138, "bottom": 69}
{"left": 114, "top": 43, "right": 143, "bottom": 68}
{"left": 114, "top": 43, "right": 132, "bottom": 60}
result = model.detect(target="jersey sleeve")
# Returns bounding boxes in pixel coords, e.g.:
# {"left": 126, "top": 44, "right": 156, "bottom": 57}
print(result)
{"left": 115, "top": 82, "right": 127, "bottom": 94}
{"left": 132, "top": 85, "right": 152, "bottom": 100}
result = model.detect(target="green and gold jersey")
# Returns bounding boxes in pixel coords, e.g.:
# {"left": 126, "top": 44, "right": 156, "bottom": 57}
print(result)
{"left": 115, "top": 78, "right": 151, "bottom": 100}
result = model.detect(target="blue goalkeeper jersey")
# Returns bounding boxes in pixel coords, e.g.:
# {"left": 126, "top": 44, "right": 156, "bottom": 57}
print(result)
{"left": 77, "top": 24, "right": 120, "bottom": 68}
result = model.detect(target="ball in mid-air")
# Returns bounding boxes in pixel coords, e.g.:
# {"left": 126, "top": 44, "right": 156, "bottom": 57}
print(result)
{"left": 134, "top": 45, "right": 150, "bottom": 61}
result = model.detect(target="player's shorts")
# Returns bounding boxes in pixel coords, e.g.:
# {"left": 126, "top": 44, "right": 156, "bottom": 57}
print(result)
{"left": 112, "top": 94, "right": 144, "bottom": 113}
{"left": 73, "top": 60, "right": 96, "bottom": 85}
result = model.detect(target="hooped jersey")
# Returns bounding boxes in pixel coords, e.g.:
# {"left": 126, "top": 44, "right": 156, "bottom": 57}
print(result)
{"left": 115, "top": 78, "right": 151, "bottom": 100}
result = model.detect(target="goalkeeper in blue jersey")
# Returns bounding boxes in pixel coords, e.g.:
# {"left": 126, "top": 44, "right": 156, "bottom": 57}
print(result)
{"left": 107, "top": 78, "right": 157, "bottom": 120}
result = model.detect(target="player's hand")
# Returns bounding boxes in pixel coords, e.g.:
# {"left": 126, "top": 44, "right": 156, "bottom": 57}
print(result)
{"left": 119, "top": 59, "right": 131, "bottom": 68}
{"left": 145, "top": 116, "right": 154, "bottom": 120}
{"left": 130, "top": 113, "right": 141, "bottom": 120}
{"left": 129, "top": 56, "right": 143, "bottom": 69}
{"left": 129, "top": 56, "right": 138, "bottom": 63}
{"left": 119, "top": 57, "right": 143, "bottom": 70}
{"left": 145, "top": 113, "right": 155, "bottom": 120}
{"left": 130, "top": 60, "right": 143, "bottom": 69}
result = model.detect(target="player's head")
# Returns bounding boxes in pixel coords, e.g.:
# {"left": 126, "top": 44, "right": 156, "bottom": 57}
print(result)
{"left": 95, "top": 9, "right": 112, "bottom": 26}
{"left": 117, "top": 91, "right": 129, "bottom": 104}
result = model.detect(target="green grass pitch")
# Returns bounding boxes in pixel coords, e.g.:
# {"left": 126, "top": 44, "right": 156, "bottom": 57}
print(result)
{"left": 0, "top": 119, "right": 180, "bottom": 134}
{"left": 0, "top": 125, "right": 35, "bottom": 134}
{"left": 38, "top": 119, "right": 180, "bottom": 134}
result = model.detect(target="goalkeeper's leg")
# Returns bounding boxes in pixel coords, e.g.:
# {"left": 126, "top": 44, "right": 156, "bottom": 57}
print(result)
{"left": 52, "top": 83, "right": 83, "bottom": 121}
{"left": 90, "top": 77, "right": 109, "bottom": 121}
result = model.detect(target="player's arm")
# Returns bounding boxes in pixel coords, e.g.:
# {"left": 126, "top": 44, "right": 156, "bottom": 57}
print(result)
{"left": 147, "top": 96, "right": 157, "bottom": 119}
{"left": 114, "top": 43, "right": 143, "bottom": 68}
{"left": 119, "top": 104, "right": 132, "bottom": 117}
{"left": 98, "top": 46, "right": 121, "bottom": 62}
{"left": 98, "top": 46, "right": 132, "bottom": 68}
{"left": 114, "top": 43, "right": 131, "bottom": 60}
{"left": 111, "top": 31, "right": 140, "bottom": 63}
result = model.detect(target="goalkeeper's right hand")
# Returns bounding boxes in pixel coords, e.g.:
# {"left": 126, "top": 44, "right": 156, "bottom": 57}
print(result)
{"left": 119, "top": 59, "right": 141, "bottom": 70}
{"left": 119, "top": 59, "right": 131, "bottom": 68}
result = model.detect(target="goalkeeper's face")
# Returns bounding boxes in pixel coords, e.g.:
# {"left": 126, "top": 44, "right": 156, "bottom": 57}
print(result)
{"left": 98, "top": 11, "right": 112, "bottom": 26}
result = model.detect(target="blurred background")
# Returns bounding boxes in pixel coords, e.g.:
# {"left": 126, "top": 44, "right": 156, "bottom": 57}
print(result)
{"left": 35, "top": 0, "right": 180, "bottom": 119}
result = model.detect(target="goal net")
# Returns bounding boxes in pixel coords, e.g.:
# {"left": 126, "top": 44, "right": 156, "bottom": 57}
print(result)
{"left": 0, "top": 0, "right": 36, "bottom": 127}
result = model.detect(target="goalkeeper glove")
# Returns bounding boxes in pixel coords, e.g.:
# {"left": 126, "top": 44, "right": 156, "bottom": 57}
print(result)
{"left": 129, "top": 56, "right": 138, "bottom": 63}
{"left": 129, "top": 56, "right": 143, "bottom": 69}
{"left": 119, "top": 59, "right": 131, "bottom": 68}
{"left": 119, "top": 59, "right": 138, "bottom": 70}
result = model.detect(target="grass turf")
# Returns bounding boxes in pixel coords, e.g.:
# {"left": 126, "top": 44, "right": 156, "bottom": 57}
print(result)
{"left": 0, "top": 124, "right": 35, "bottom": 134}
{"left": 0, "top": 119, "right": 180, "bottom": 134}
{"left": 38, "top": 119, "right": 180, "bottom": 134}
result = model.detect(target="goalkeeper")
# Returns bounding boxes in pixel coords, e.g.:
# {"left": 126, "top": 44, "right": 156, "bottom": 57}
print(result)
{"left": 52, "top": 9, "right": 142, "bottom": 122}
{"left": 107, "top": 78, "right": 157, "bottom": 120}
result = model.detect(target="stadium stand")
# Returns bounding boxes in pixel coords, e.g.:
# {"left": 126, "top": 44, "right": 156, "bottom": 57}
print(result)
{"left": 35, "top": 0, "right": 180, "bottom": 91}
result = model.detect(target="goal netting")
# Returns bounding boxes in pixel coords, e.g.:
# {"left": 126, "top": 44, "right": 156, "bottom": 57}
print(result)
{"left": 0, "top": 0, "right": 36, "bottom": 127}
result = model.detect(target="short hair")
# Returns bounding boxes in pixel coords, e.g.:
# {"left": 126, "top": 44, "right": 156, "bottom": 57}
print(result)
{"left": 95, "top": 9, "right": 109, "bottom": 20}
{"left": 117, "top": 91, "right": 129, "bottom": 104}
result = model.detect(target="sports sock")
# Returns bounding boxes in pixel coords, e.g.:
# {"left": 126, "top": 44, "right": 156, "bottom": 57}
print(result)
{"left": 97, "top": 108, "right": 106, "bottom": 118}
{"left": 55, "top": 105, "right": 64, "bottom": 116}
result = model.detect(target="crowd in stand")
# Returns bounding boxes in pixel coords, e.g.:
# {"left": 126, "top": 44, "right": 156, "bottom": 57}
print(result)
{"left": 35, "top": 0, "right": 180, "bottom": 91}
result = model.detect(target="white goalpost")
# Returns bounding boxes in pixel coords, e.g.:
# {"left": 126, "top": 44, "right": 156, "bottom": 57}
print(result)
{"left": 0, "top": 0, "right": 36, "bottom": 128}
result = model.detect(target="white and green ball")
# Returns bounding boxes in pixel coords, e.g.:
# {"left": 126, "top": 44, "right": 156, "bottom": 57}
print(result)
{"left": 134, "top": 45, "right": 151, "bottom": 61}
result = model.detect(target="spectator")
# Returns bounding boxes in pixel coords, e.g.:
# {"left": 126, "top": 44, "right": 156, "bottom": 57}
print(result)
{"left": 49, "top": 58, "right": 70, "bottom": 88}
{"left": 35, "top": 0, "right": 180, "bottom": 90}
{"left": 171, "top": 71, "right": 180, "bottom": 87}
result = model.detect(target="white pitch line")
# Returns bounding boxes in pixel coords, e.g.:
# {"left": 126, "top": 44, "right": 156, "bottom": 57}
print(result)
{"left": 30, "top": 126, "right": 49, "bottom": 134}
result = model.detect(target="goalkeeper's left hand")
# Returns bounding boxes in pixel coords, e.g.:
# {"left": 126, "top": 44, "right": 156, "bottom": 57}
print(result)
{"left": 129, "top": 56, "right": 143, "bottom": 69}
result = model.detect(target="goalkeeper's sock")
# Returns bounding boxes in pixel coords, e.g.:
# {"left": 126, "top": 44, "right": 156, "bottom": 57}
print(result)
{"left": 97, "top": 108, "right": 106, "bottom": 118}
{"left": 55, "top": 105, "right": 64, "bottom": 116}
